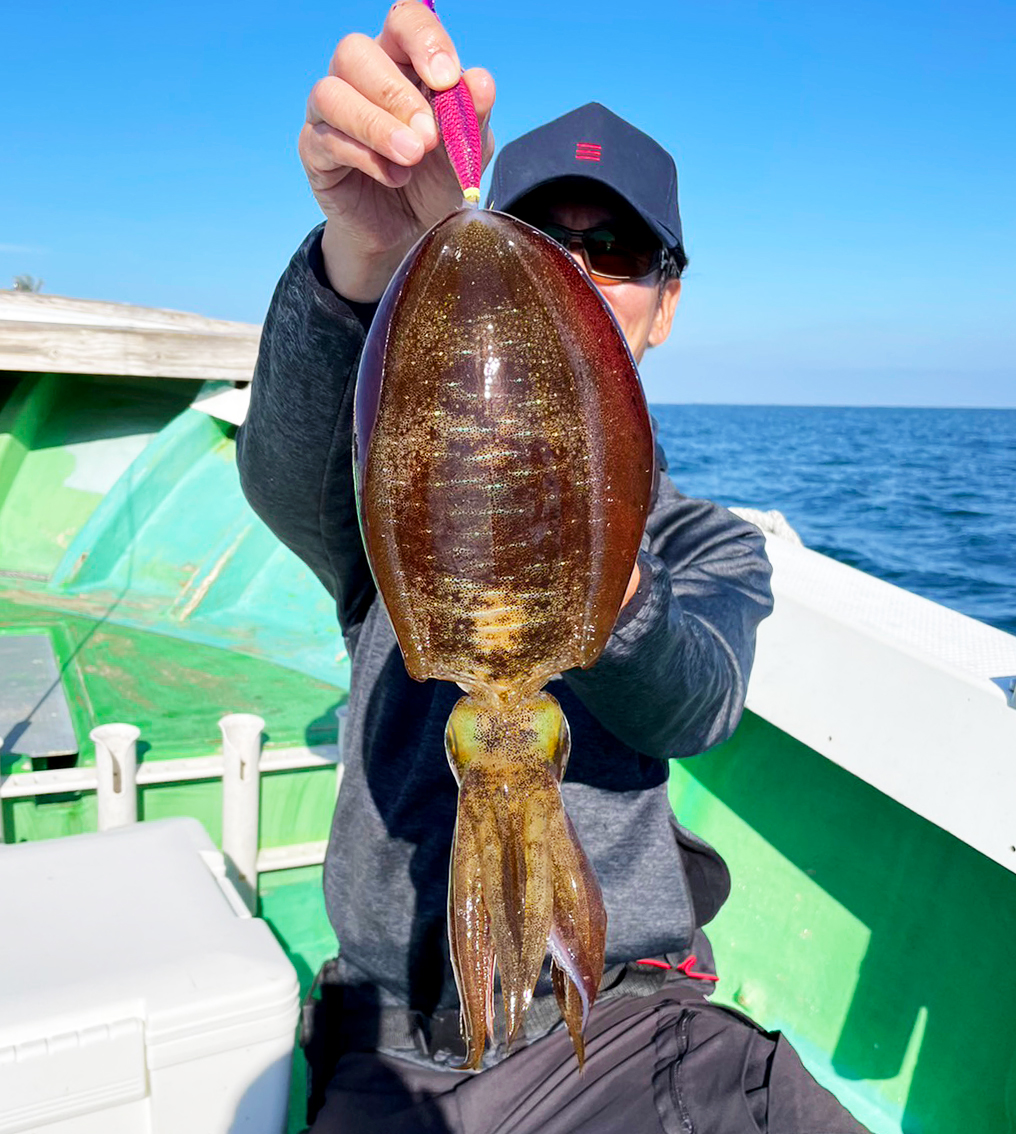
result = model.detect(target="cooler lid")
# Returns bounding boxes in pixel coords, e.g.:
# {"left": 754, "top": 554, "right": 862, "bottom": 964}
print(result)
{"left": 0, "top": 819, "right": 298, "bottom": 1063}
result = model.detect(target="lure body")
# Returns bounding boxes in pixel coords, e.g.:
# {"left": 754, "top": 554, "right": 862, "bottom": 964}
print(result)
{"left": 354, "top": 208, "right": 654, "bottom": 1067}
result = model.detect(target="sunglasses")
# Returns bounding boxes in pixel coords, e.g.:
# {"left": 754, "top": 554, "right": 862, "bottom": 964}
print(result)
{"left": 529, "top": 220, "right": 671, "bottom": 282}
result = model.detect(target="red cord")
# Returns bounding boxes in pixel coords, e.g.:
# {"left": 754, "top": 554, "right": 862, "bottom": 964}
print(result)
{"left": 634, "top": 954, "right": 720, "bottom": 981}
{"left": 675, "top": 954, "right": 720, "bottom": 982}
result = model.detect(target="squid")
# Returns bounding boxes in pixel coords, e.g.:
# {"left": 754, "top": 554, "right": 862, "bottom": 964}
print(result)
{"left": 354, "top": 209, "right": 654, "bottom": 1068}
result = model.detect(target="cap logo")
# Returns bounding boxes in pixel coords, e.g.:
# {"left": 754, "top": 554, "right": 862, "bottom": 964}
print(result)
{"left": 575, "top": 142, "right": 601, "bottom": 162}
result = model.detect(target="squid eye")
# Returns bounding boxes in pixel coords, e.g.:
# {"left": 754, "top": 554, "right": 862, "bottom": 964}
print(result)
{"left": 553, "top": 713, "right": 572, "bottom": 777}
{"left": 445, "top": 720, "right": 462, "bottom": 763}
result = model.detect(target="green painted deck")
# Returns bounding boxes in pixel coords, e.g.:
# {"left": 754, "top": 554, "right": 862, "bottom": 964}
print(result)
{"left": 259, "top": 865, "right": 338, "bottom": 1133}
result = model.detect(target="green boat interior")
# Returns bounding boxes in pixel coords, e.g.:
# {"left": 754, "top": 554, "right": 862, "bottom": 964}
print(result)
{"left": 2, "top": 354, "right": 1015, "bottom": 1134}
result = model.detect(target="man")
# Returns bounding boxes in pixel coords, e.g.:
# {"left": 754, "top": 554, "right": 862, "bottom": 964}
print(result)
{"left": 237, "top": 4, "right": 870, "bottom": 1130}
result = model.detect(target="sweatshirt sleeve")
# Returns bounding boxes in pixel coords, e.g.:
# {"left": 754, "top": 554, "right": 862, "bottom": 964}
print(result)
{"left": 235, "top": 225, "right": 378, "bottom": 637}
{"left": 561, "top": 469, "right": 774, "bottom": 760}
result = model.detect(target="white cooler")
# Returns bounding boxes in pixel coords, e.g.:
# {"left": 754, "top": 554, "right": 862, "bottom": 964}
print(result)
{"left": 0, "top": 818, "right": 300, "bottom": 1134}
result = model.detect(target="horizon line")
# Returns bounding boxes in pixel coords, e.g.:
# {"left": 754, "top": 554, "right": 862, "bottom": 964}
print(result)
{"left": 645, "top": 402, "right": 1016, "bottom": 411}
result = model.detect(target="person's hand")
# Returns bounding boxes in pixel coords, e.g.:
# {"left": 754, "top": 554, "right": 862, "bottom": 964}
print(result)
{"left": 299, "top": 1, "right": 495, "bottom": 302}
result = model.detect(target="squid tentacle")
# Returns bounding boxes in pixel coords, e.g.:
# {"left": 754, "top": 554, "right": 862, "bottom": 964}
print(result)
{"left": 477, "top": 774, "right": 556, "bottom": 1044}
{"left": 448, "top": 775, "right": 496, "bottom": 1070}
{"left": 548, "top": 807, "right": 607, "bottom": 1066}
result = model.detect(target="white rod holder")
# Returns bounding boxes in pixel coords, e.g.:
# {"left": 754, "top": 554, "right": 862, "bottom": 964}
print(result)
{"left": 90, "top": 723, "right": 140, "bottom": 831}
{"left": 219, "top": 713, "right": 265, "bottom": 914}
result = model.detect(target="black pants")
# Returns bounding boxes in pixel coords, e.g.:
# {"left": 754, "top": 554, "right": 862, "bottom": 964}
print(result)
{"left": 309, "top": 986, "right": 871, "bottom": 1134}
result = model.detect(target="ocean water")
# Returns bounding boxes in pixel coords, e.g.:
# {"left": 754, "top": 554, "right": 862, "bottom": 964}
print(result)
{"left": 651, "top": 405, "right": 1016, "bottom": 636}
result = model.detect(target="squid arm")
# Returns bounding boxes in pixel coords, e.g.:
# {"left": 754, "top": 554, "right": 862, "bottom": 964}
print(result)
{"left": 446, "top": 693, "right": 607, "bottom": 1069}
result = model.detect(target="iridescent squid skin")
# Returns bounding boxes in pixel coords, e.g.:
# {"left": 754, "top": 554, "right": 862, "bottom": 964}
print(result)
{"left": 353, "top": 209, "right": 655, "bottom": 1068}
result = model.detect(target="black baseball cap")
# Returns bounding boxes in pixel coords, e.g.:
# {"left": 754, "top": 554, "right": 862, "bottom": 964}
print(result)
{"left": 486, "top": 102, "right": 684, "bottom": 258}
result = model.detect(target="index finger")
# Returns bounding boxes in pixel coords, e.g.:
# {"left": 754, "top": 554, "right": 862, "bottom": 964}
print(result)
{"left": 377, "top": 0, "right": 462, "bottom": 91}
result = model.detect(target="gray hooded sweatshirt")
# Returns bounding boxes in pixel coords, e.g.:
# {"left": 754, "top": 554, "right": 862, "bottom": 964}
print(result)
{"left": 236, "top": 226, "right": 773, "bottom": 1024}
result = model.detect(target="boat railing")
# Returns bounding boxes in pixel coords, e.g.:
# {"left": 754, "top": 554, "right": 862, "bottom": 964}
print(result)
{"left": 0, "top": 709, "right": 345, "bottom": 910}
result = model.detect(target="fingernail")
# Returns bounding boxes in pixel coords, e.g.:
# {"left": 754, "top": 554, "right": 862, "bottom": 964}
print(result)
{"left": 411, "top": 110, "right": 438, "bottom": 146}
{"left": 429, "top": 51, "right": 459, "bottom": 88}
{"left": 391, "top": 127, "right": 424, "bottom": 162}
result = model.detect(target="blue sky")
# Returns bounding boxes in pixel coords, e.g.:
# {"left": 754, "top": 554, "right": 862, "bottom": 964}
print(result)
{"left": 3, "top": 1, "right": 1013, "bottom": 405}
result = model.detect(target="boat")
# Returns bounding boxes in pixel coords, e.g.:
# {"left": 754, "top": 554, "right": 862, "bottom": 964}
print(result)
{"left": 2, "top": 291, "right": 1014, "bottom": 1134}
{"left": 0, "top": 291, "right": 343, "bottom": 1129}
